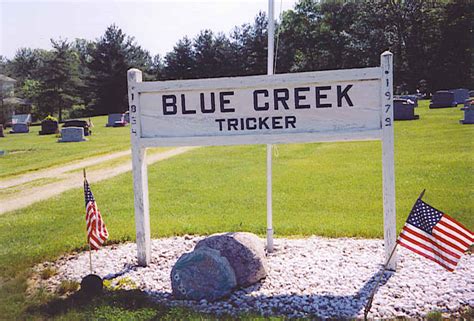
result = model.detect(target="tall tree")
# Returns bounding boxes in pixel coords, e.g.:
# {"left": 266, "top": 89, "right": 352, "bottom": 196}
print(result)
{"left": 37, "top": 39, "right": 81, "bottom": 121}
{"left": 88, "top": 25, "right": 151, "bottom": 115}
{"left": 231, "top": 12, "right": 268, "bottom": 76}
{"left": 163, "top": 37, "right": 196, "bottom": 80}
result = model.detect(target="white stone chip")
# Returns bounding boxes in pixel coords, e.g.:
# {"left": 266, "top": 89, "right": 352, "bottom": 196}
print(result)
{"left": 35, "top": 236, "right": 473, "bottom": 318}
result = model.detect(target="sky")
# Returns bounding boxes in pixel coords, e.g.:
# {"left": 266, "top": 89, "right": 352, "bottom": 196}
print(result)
{"left": 0, "top": 0, "right": 298, "bottom": 59}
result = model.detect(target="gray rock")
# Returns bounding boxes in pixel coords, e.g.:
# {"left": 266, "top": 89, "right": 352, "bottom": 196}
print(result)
{"left": 171, "top": 246, "right": 236, "bottom": 302}
{"left": 195, "top": 232, "right": 267, "bottom": 287}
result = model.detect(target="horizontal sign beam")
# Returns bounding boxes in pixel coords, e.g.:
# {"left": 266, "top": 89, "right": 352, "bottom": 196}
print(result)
{"left": 133, "top": 67, "right": 383, "bottom": 146}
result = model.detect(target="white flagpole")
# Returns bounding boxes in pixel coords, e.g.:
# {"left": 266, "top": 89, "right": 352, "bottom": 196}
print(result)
{"left": 266, "top": 0, "right": 275, "bottom": 253}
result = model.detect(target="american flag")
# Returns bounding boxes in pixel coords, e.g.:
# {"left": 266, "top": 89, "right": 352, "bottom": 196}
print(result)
{"left": 84, "top": 180, "right": 109, "bottom": 250}
{"left": 398, "top": 199, "right": 473, "bottom": 271}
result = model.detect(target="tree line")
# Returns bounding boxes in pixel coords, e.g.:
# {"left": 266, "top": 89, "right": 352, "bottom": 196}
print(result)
{"left": 0, "top": 0, "right": 471, "bottom": 121}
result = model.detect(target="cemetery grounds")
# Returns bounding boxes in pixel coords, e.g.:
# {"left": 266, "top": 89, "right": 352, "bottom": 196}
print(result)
{"left": 0, "top": 101, "right": 472, "bottom": 319}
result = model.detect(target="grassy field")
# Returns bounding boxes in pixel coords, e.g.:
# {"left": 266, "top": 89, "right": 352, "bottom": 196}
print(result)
{"left": 0, "top": 116, "right": 131, "bottom": 179}
{"left": 0, "top": 100, "right": 473, "bottom": 319}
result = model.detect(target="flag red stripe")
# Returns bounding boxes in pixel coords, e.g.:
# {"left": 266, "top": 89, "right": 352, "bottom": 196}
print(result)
{"left": 433, "top": 226, "right": 470, "bottom": 249}
{"left": 439, "top": 218, "right": 474, "bottom": 243}
{"left": 402, "top": 225, "right": 461, "bottom": 259}
{"left": 430, "top": 230, "right": 467, "bottom": 254}
{"left": 398, "top": 240, "right": 454, "bottom": 272}
{"left": 442, "top": 215, "right": 474, "bottom": 239}
{"left": 399, "top": 233, "right": 458, "bottom": 266}
{"left": 84, "top": 182, "right": 108, "bottom": 251}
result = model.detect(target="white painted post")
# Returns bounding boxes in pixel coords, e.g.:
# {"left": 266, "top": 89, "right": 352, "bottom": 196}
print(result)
{"left": 127, "top": 69, "right": 151, "bottom": 266}
{"left": 380, "top": 52, "right": 397, "bottom": 270}
{"left": 266, "top": 0, "right": 275, "bottom": 253}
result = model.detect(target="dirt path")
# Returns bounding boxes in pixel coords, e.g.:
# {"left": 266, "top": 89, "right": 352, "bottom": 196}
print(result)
{"left": 0, "top": 150, "right": 133, "bottom": 189}
{"left": 0, "top": 147, "right": 198, "bottom": 215}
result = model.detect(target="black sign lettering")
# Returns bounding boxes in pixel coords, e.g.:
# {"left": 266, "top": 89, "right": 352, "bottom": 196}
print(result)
{"left": 163, "top": 95, "right": 177, "bottom": 115}
{"left": 215, "top": 118, "right": 225, "bottom": 131}
{"left": 200, "top": 92, "right": 216, "bottom": 113}
{"left": 227, "top": 118, "right": 238, "bottom": 131}
{"left": 337, "top": 85, "right": 353, "bottom": 107}
{"left": 220, "top": 91, "right": 235, "bottom": 113}
{"left": 259, "top": 117, "right": 270, "bottom": 129}
{"left": 294, "top": 87, "right": 310, "bottom": 109}
{"left": 273, "top": 88, "right": 290, "bottom": 110}
{"left": 246, "top": 118, "right": 257, "bottom": 130}
{"left": 285, "top": 116, "right": 296, "bottom": 129}
{"left": 181, "top": 94, "right": 196, "bottom": 114}
{"left": 272, "top": 116, "right": 283, "bottom": 129}
{"left": 315, "top": 86, "right": 332, "bottom": 108}
{"left": 253, "top": 89, "right": 269, "bottom": 111}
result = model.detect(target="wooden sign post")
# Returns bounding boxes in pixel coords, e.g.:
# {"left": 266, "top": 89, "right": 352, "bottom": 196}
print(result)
{"left": 127, "top": 52, "right": 396, "bottom": 270}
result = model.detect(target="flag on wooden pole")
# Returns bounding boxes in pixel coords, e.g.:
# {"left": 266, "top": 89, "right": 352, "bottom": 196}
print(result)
{"left": 398, "top": 199, "right": 473, "bottom": 271}
{"left": 84, "top": 179, "right": 109, "bottom": 250}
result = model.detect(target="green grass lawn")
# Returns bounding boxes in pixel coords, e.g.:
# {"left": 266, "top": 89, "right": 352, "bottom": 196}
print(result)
{"left": 0, "top": 116, "right": 131, "bottom": 179}
{"left": 0, "top": 100, "right": 473, "bottom": 320}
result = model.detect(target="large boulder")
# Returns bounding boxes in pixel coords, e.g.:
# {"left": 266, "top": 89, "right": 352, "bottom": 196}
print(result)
{"left": 171, "top": 246, "right": 236, "bottom": 302}
{"left": 195, "top": 232, "right": 267, "bottom": 287}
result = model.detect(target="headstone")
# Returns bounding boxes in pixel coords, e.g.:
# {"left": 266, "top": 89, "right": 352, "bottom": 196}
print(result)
{"left": 451, "top": 88, "right": 469, "bottom": 105}
{"left": 9, "top": 122, "right": 29, "bottom": 134}
{"left": 106, "top": 113, "right": 124, "bottom": 127}
{"left": 80, "top": 274, "right": 103, "bottom": 296}
{"left": 63, "top": 119, "right": 91, "bottom": 136}
{"left": 399, "top": 94, "right": 418, "bottom": 107}
{"left": 394, "top": 99, "right": 419, "bottom": 121}
{"left": 171, "top": 246, "right": 236, "bottom": 301}
{"left": 195, "top": 232, "right": 267, "bottom": 287}
{"left": 12, "top": 114, "right": 32, "bottom": 125}
{"left": 429, "top": 91, "right": 456, "bottom": 109}
{"left": 469, "top": 90, "right": 474, "bottom": 98}
{"left": 123, "top": 111, "right": 130, "bottom": 123}
{"left": 460, "top": 99, "right": 474, "bottom": 124}
{"left": 0, "top": 124, "right": 4, "bottom": 137}
{"left": 58, "top": 127, "right": 86, "bottom": 142}
{"left": 39, "top": 119, "right": 59, "bottom": 135}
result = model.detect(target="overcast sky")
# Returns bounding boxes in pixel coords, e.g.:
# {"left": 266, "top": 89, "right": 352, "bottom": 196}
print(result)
{"left": 1, "top": 0, "right": 298, "bottom": 59}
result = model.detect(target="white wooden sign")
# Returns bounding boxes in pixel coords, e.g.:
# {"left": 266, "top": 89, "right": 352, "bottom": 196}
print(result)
{"left": 128, "top": 52, "right": 396, "bottom": 269}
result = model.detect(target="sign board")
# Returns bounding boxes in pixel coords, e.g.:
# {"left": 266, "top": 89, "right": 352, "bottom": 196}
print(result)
{"left": 128, "top": 52, "right": 396, "bottom": 269}
{"left": 131, "top": 67, "right": 385, "bottom": 146}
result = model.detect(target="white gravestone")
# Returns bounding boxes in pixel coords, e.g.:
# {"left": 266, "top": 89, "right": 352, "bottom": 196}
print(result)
{"left": 59, "top": 127, "right": 86, "bottom": 142}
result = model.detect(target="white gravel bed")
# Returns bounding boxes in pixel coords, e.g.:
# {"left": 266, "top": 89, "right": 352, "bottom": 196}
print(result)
{"left": 35, "top": 236, "right": 473, "bottom": 319}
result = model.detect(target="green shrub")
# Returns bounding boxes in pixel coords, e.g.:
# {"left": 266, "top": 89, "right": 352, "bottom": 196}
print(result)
{"left": 40, "top": 267, "right": 57, "bottom": 280}
{"left": 426, "top": 310, "right": 442, "bottom": 321}
{"left": 57, "top": 280, "right": 80, "bottom": 295}
{"left": 43, "top": 115, "right": 58, "bottom": 122}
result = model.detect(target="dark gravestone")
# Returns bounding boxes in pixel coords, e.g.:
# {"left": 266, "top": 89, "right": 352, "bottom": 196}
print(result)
{"left": 429, "top": 91, "right": 457, "bottom": 109}
{"left": 80, "top": 274, "right": 103, "bottom": 295}
{"left": 10, "top": 122, "right": 29, "bottom": 134}
{"left": 0, "top": 124, "right": 4, "bottom": 137}
{"left": 195, "top": 232, "right": 267, "bottom": 287}
{"left": 394, "top": 99, "right": 419, "bottom": 121}
{"left": 399, "top": 95, "right": 418, "bottom": 107}
{"left": 171, "top": 246, "right": 236, "bottom": 302}
{"left": 469, "top": 90, "right": 474, "bottom": 98}
{"left": 39, "top": 119, "right": 59, "bottom": 135}
{"left": 106, "top": 114, "right": 124, "bottom": 127}
{"left": 63, "top": 119, "right": 91, "bottom": 136}
{"left": 451, "top": 88, "right": 469, "bottom": 105}
{"left": 460, "top": 99, "right": 474, "bottom": 124}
